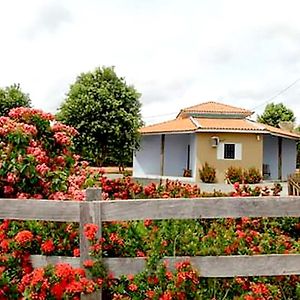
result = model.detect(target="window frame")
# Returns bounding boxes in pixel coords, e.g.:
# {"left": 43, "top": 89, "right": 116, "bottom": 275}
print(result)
{"left": 217, "top": 142, "right": 242, "bottom": 160}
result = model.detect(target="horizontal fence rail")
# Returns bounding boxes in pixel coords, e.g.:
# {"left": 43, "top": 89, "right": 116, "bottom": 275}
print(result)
{"left": 1, "top": 190, "right": 300, "bottom": 299}
{"left": 0, "top": 199, "right": 81, "bottom": 222}
{"left": 31, "top": 254, "right": 300, "bottom": 277}
{"left": 1, "top": 196, "right": 300, "bottom": 221}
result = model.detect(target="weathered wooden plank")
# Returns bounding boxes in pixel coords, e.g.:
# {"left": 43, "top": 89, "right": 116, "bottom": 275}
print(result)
{"left": 104, "top": 257, "right": 147, "bottom": 277}
{"left": 2, "top": 196, "right": 300, "bottom": 223}
{"left": 80, "top": 188, "right": 102, "bottom": 300}
{"left": 0, "top": 199, "right": 80, "bottom": 222}
{"left": 188, "top": 254, "right": 300, "bottom": 277}
{"left": 31, "top": 254, "right": 300, "bottom": 277}
{"left": 100, "top": 196, "right": 300, "bottom": 221}
{"left": 31, "top": 255, "right": 80, "bottom": 268}
{"left": 106, "top": 254, "right": 300, "bottom": 277}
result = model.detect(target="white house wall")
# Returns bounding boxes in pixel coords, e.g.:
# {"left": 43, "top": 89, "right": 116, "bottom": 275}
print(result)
{"left": 263, "top": 135, "right": 297, "bottom": 180}
{"left": 164, "top": 134, "right": 193, "bottom": 177}
{"left": 282, "top": 138, "right": 297, "bottom": 180}
{"left": 133, "top": 135, "right": 161, "bottom": 177}
{"left": 133, "top": 133, "right": 197, "bottom": 179}
{"left": 263, "top": 135, "right": 278, "bottom": 180}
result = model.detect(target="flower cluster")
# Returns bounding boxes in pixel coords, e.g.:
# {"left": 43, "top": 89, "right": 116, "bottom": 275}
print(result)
{"left": 0, "top": 107, "right": 101, "bottom": 200}
{"left": 19, "top": 263, "right": 97, "bottom": 299}
{"left": 100, "top": 177, "right": 202, "bottom": 200}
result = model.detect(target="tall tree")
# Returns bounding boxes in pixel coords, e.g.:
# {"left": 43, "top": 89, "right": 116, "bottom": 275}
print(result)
{"left": 257, "top": 102, "right": 295, "bottom": 128}
{"left": 57, "top": 66, "right": 143, "bottom": 166}
{"left": 0, "top": 84, "right": 31, "bottom": 116}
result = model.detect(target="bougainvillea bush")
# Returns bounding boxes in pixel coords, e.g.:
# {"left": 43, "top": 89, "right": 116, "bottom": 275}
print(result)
{"left": 0, "top": 107, "right": 299, "bottom": 299}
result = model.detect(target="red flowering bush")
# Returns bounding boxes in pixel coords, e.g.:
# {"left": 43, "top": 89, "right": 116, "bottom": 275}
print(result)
{"left": 0, "top": 107, "right": 102, "bottom": 200}
{"left": 19, "top": 263, "right": 98, "bottom": 299}
{"left": 100, "top": 177, "right": 201, "bottom": 200}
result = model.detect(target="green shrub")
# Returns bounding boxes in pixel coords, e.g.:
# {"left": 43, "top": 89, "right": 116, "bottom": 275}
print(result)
{"left": 225, "top": 166, "right": 243, "bottom": 183}
{"left": 226, "top": 166, "right": 262, "bottom": 184}
{"left": 199, "top": 162, "right": 216, "bottom": 183}
{"left": 243, "top": 167, "right": 262, "bottom": 184}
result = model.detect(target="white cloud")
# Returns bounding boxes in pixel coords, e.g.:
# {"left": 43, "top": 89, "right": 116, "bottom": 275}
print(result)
{"left": 0, "top": 0, "right": 300, "bottom": 124}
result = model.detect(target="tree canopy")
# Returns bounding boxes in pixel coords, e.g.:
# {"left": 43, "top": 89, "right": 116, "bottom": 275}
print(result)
{"left": 57, "top": 66, "right": 143, "bottom": 166}
{"left": 0, "top": 84, "right": 31, "bottom": 116}
{"left": 257, "top": 102, "right": 295, "bottom": 128}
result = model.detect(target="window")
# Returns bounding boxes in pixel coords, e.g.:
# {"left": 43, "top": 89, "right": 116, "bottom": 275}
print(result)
{"left": 217, "top": 142, "right": 242, "bottom": 160}
{"left": 224, "top": 144, "right": 235, "bottom": 159}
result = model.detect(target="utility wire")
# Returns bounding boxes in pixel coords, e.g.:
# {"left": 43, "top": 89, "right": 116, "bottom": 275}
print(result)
{"left": 143, "top": 77, "right": 300, "bottom": 119}
{"left": 251, "top": 77, "right": 300, "bottom": 110}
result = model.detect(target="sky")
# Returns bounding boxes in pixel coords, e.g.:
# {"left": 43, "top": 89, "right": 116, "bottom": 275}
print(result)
{"left": 1, "top": 0, "right": 300, "bottom": 125}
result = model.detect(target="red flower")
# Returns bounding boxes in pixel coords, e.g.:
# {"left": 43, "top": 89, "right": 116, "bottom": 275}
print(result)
{"left": 144, "top": 219, "right": 153, "bottom": 227}
{"left": 233, "top": 182, "right": 240, "bottom": 190}
{"left": 0, "top": 239, "right": 9, "bottom": 252}
{"left": 128, "top": 283, "right": 138, "bottom": 291}
{"left": 84, "top": 224, "right": 98, "bottom": 241}
{"left": 159, "top": 291, "right": 173, "bottom": 300}
{"left": 127, "top": 274, "right": 134, "bottom": 281}
{"left": 3, "top": 185, "right": 14, "bottom": 195}
{"left": 55, "top": 263, "right": 74, "bottom": 279}
{"left": 66, "top": 281, "right": 83, "bottom": 293}
{"left": 73, "top": 248, "right": 80, "bottom": 257}
{"left": 41, "top": 239, "right": 55, "bottom": 254}
{"left": 51, "top": 283, "right": 64, "bottom": 299}
{"left": 146, "top": 290, "right": 155, "bottom": 299}
{"left": 31, "top": 268, "right": 45, "bottom": 285}
{"left": 15, "top": 230, "right": 33, "bottom": 246}
{"left": 83, "top": 260, "right": 94, "bottom": 268}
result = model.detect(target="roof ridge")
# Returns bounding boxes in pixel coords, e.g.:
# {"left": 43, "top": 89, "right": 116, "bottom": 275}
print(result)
{"left": 182, "top": 101, "right": 217, "bottom": 111}
{"left": 190, "top": 116, "right": 200, "bottom": 128}
{"left": 182, "top": 101, "right": 252, "bottom": 112}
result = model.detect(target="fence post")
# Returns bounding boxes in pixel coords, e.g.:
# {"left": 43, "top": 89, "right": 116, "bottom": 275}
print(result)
{"left": 80, "top": 188, "right": 102, "bottom": 300}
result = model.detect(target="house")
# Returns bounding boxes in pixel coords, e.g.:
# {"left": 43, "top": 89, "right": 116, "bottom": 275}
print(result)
{"left": 133, "top": 101, "right": 300, "bottom": 182}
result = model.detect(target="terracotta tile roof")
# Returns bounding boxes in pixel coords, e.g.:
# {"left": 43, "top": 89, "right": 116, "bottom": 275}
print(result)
{"left": 141, "top": 116, "right": 300, "bottom": 139}
{"left": 195, "top": 118, "right": 300, "bottom": 139}
{"left": 195, "top": 118, "right": 265, "bottom": 131}
{"left": 140, "top": 117, "right": 197, "bottom": 134}
{"left": 177, "top": 101, "right": 253, "bottom": 118}
{"left": 262, "top": 123, "right": 300, "bottom": 139}
{"left": 141, "top": 100, "right": 300, "bottom": 139}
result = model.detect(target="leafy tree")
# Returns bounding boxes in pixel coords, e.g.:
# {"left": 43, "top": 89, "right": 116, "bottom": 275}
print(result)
{"left": 257, "top": 102, "right": 295, "bottom": 128}
{"left": 0, "top": 84, "right": 31, "bottom": 116}
{"left": 57, "top": 66, "right": 143, "bottom": 166}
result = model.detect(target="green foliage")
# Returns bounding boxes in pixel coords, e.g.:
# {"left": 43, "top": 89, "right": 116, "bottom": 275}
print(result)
{"left": 57, "top": 66, "right": 143, "bottom": 166}
{"left": 199, "top": 162, "right": 216, "bottom": 183}
{"left": 0, "top": 84, "right": 31, "bottom": 116}
{"left": 243, "top": 167, "right": 262, "bottom": 184}
{"left": 257, "top": 102, "right": 295, "bottom": 128}
{"left": 226, "top": 166, "right": 262, "bottom": 184}
{"left": 226, "top": 166, "right": 243, "bottom": 183}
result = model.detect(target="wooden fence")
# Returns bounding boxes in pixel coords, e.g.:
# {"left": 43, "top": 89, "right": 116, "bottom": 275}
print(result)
{"left": 1, "top": 189, "right": 300, "bottom": 299}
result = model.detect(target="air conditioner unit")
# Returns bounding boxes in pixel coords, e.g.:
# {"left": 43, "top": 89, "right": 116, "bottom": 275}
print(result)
{"left": 211, "top": 136, "right": 219, "bottom": 147}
